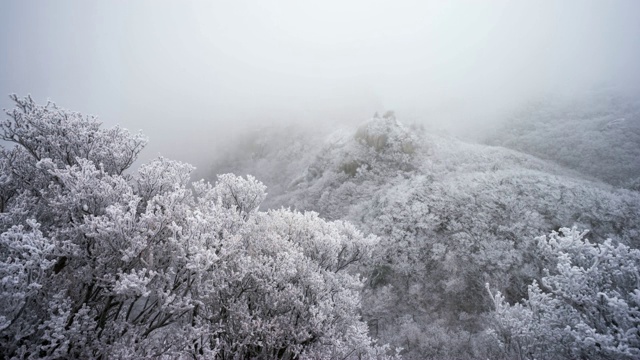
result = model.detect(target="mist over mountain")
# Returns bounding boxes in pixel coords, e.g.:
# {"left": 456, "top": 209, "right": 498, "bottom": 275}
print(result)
{"left": 2, "top": 1, "right": 640, "bottom": 359}
{"left": 3, "top": 1, "right": 640, "bottom": 167}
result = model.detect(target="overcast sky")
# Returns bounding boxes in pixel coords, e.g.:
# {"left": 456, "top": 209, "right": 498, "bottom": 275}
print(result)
{"left": 2, "top": 0, "right": 640, "bottom": 167}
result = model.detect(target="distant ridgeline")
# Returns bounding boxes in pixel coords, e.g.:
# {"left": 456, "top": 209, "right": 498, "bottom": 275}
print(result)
{"left": 486, "top": 92, "right": 640, "bottom": 190}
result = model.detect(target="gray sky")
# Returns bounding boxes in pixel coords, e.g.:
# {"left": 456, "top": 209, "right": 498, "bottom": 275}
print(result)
{"left": 2, "top": 0, "right": 640, "bottom": 167}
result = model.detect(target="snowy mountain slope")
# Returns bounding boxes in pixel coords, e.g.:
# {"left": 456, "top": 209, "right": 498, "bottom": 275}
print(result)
{"left": 212, "top": 113, "right": 640, "bottom": 358}
{"left": 486, "top": 91, "right": 640, "bottom": 189}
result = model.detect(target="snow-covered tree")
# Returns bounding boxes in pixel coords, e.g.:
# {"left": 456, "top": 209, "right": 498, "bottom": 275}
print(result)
{"left": 488, "top": 228, "right": 640, "bottom": 360}
{"left": 1, "top": 94, "right": 147, "bottom": 175}
{"left": 0, "top": 95, "right": 395, "bottom": 359}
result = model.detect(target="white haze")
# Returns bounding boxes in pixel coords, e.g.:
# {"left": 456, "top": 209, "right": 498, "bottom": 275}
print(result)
{"left": 1, "top": 0, "right": 640, "bottom": 170}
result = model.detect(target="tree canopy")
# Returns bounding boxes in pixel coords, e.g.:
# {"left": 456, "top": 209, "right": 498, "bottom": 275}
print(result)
{"left": 0, "top": 96, "right": 395, "bottom": 359}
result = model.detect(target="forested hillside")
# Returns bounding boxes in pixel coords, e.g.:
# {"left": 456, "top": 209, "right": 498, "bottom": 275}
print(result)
{"left": 2, "top": 96, "right": 639, "bottom": 359}
{"left": 214, "top": 110, "right": 640, "bottom": 359}
{"left": 486, "top": 90, "right": 640, "bottom": 189}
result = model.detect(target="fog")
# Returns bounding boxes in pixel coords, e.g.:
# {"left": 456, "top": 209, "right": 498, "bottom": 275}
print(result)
{"left": 2, "top": 0, "right": 640, "bottom": 171}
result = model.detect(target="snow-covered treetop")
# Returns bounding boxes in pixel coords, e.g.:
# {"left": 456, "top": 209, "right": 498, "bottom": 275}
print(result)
{"left": 1, "top": 95, "right": 147, "bottom": 175}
